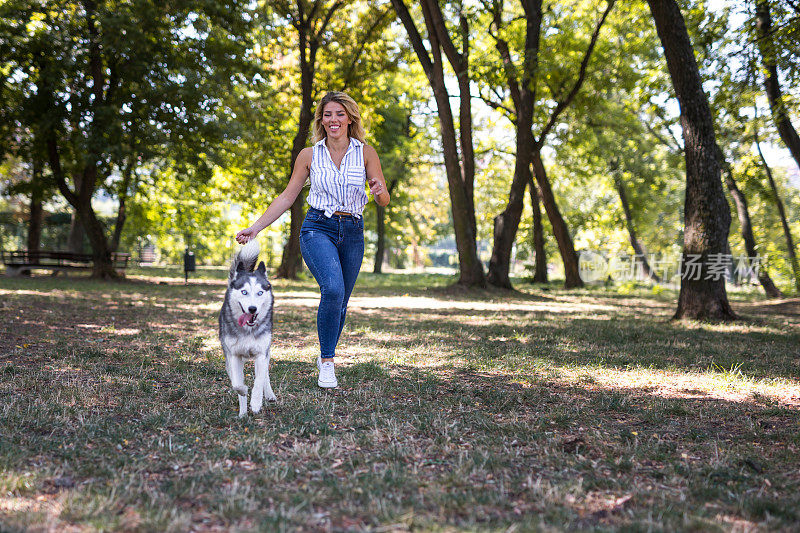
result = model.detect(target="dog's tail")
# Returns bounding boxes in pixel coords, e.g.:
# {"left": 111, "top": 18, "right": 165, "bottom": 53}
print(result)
{"left": 229, "top": 239, "right": 260, "bottom": 281}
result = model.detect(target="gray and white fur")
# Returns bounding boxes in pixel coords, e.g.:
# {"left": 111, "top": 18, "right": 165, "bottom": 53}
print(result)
{"left": 219, "top": 239, "right": 276, "bottom": 417}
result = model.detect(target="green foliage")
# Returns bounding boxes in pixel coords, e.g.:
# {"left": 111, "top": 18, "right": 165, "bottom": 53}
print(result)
{"left": 122, "top": 166, "right": 238, "bottom": 264}
{"left": 0, "top": 0, "right": 255, "bottom": 260}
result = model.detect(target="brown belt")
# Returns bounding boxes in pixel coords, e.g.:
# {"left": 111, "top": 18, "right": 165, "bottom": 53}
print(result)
{"left": 333, "top": 211, "right": 354, "bottom": 217}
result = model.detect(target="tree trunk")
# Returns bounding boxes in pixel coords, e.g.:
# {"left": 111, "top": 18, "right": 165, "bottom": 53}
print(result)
{"left": 27, "top": 195, "right": 43, "bottom": 252}
{"left": 276, "top": 93, "right": 312, "bottom": 279}
{"left": 46, "top": 135, "right": 118, "bottom": 278}
{"left": 67, "top": 213, "right": 85, "bottom": 253}
{"left": 454, "top": 16, "right": 477, "bottom": 241}
{"left": 486, "top": 0, "right": 540, "bottom": 289}
{"left": 488, "top": 140, "right": 535, "bottom": 288}
{"left": 373, "top": 178, "right": 396, "bottom": 274}
{"left": 110, "top": 158, "right": 135, "bottom": 253}
{"left": 374, "top": 202, "right": 386, "bottom": 274}
{"left": 646, "top": 0, "right": 735, "bottom": 320}
{"left": 531, "top": 152, "right": 583, "bottom": 287}
{"left": 391, "top": 0, "right": 485, "bottom": 287}
{"left": 81, "top": 199, "right": 117, "bottom": 279}
{"left": 27, "top": 158, "right": 44, "bottom": 253}
{"left": 754, "top": 131, "right": 800, "bottom": 293}
{"left": 276, "top": 113, "right": 310, "bottom": 279}
{"left": 612, "top": 171, "right": 660, "bottom": 283}
{"left": 77, "top": 166, "right": 118, "bottom": 279}
{"left": 67, "top": 208, "right": 86, "bottom": 253}
{"left": 425, "top": 0, "right": 478, "bottom": 241}
{"left": 719, "top": 149, "right": 782, "bottom": 297}
{"left": 429, "top": 69, "right": 486, "bottom": 287}
{"left": 527, "top": 169, "right": 547, "bottom": 283}
{"left": 755, "top": 0, "right": 800, "bottom": 172}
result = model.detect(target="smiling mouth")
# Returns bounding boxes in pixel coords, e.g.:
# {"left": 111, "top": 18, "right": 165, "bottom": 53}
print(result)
{"left": 238, "top": 303, "right": 258, "bottom": 327}
{"left": 238, "top": 312, "right": 257, "bottom": 327}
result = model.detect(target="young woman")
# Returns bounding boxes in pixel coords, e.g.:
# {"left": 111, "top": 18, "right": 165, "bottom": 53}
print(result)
{"left": 235, "top": 91, "right": 390, "bottom": 389}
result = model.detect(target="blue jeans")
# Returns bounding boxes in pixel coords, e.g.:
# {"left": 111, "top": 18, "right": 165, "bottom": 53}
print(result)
{"left": 300, "top": 208, "right": 364, "bottom": 359}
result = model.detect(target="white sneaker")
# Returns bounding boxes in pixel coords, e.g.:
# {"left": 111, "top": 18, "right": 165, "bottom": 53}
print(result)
{"left": 317, "top": 356, "right": 338, "bottom": 388}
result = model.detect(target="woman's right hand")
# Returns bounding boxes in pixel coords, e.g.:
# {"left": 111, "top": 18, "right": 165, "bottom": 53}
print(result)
{"left": 235, "top": 227, "right": 258, "bottom": 244}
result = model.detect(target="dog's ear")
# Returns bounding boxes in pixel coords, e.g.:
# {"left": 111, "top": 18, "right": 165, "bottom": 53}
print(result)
{"left": 236, "top": 261, "right": 246, "bottom": 273}
{"left": 256, "top": 261, "right": 266, "bottom": 274}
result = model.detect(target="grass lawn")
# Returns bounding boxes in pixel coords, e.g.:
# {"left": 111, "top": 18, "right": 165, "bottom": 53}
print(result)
{"left": 1, "top": 268, "right": 799, "bottom": 531}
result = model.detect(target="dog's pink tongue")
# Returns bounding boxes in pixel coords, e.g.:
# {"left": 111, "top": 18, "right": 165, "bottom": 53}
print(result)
{"left": 238, "top": 313, "right": 254, "bottom": 327}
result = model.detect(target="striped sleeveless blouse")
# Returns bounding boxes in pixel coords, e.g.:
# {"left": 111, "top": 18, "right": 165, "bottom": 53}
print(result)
{"left": 307, "top": 137, "right": 368, "bottom": 218}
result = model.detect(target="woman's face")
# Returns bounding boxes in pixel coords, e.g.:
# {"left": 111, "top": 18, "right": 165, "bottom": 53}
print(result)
{"left": 321, "top": 101, "right": 351, "bottom": 141}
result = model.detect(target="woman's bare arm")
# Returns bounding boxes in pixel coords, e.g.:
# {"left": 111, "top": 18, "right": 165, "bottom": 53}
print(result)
{"left": 236, "top": 148, "right": 312, "bottom": 243}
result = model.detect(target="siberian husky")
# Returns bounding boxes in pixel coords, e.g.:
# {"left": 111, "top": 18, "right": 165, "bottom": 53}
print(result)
{"left": 219, "top": 240, "right": 276, "bottom": 417}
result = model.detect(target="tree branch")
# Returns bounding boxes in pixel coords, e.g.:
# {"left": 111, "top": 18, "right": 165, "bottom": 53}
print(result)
{"left": 645, "top": 120, "right": 682, "bottom": 153}
{"left": 341, "top": 6, "right": 393, "bottom": 91}
{"left": 313, "top": 0, "right": 344, "bottom": 44}
{"left": 478, "top": 90, "right": 517, "bottom": 125}
{"left": 46, "top": 135, "right": 78, "bottom": 207}
{"left": 389, "top": 0, "right": 434, "bottom": 79}
{"left": 82, "top": 0, "right": 104, "bottom": 106}
{"left": 487, "top": 0, "right": 521, "bottom": 113}
{"left": 426, "top": 0, "right": 466, "bottom": 74}
{"left": 534, "top": 0, "right": 615, "bottom": 147}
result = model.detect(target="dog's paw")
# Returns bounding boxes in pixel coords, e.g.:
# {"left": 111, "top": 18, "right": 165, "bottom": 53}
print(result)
{"left": 250, "top": 400, "right": 263, "bottom": 414}
{"left": 265, "top": 392, "right": 277, "bottom": 403}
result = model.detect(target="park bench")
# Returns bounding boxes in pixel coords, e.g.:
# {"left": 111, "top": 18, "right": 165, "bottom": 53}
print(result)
{"left": 1, "top": 250, "right": 131, "bottom": 276}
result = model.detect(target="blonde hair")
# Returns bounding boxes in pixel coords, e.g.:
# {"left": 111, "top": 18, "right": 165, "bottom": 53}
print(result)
{"left": 312, "top": 91, "right": 366, "bottom": 143}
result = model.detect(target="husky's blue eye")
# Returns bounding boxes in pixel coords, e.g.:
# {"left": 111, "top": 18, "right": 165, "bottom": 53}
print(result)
{"left": 241, "top": 290, "right": 248, "bottom": 295}
{"left": 257, "top": 291, "right": 263, "bottom": 296}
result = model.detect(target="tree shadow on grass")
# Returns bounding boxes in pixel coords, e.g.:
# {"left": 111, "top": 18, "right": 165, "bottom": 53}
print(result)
{"left": 342, "top": 308, "right": 800, "bottom": 382}
{"left": 2, "top": 347, "right": 799, "bottom": 531}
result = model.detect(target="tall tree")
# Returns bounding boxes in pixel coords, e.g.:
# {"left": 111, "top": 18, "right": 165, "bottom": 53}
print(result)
{"left": 371, "top": 104, "right": 412, "bottom": 273}
{"left": 482, "top": 0, "right": 613, "bottom": 289}
{"left": 646, "top": 0, "right": 735, "bottom": 320}
{"left": 527, "top": 174, "right": 547, "bottom": 282}
{"left": 0, "top": 28, "right": 54, "bottom": 254}
{"left": 666, "top": 4, "right": 784, "bottom": 298}
{"left": 390, "top": 0, "right": 486, "bottom": 287}
{"left": 271, "top": 0, "right": 343, "bottom": 279}
{"left": 754, "top": 124, "right": 800, "bottom": 293}
{"left": 718, "top": 148, "right": 782, "bottom": 297}
{"left": 267, "top": 0, "right": 398, "bottom": 279}
{"left": 610, "top": 160, "right": 660, "bottom": 283}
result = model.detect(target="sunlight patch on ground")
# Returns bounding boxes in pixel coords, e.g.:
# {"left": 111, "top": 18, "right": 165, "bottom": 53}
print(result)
{"left": 276, "top": 292, "right": 620, "bottom": 314}
{"left": 75, "top": 323, "right": 103, "bottom": 330}
{"left": 0, "top": 288, "right": 79, "bottom": 299}
{"left": 378, "top": 349, "right": 800, "bottom": 407}
{"left": 100, "top": 327, "right": 142, "bottom": 336}
{"left": 0, "top": 496, "right": 35, "bottom": 513}
{"left": 124, "top": 275, "right": 227, "bottom": 286}
{"left": 572, "top": 367, "right": 800, "bottom": 406}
